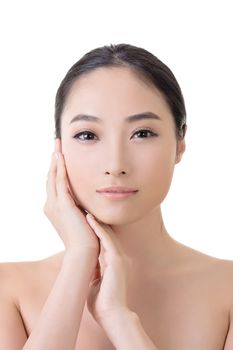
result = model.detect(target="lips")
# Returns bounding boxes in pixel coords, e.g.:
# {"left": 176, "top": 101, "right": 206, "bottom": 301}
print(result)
{"left": 96, "top": 186, "right": 138, "bottom": 193}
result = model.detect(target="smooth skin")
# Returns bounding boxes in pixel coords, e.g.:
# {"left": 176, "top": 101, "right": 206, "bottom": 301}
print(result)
{"left": 1, "top": 67, "right": 233, "bottom": 349}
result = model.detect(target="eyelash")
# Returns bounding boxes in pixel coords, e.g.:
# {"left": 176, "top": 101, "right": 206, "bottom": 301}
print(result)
{"left": 73, "top": 128, "right": 159, "bottom": 142}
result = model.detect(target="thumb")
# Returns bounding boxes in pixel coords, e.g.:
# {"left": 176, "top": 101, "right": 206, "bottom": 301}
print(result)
{"left": 87, "top": 275, "right": 102, "bottom": 317}
{"left": 90, "top": 260, "right": 101, "bottom": 284}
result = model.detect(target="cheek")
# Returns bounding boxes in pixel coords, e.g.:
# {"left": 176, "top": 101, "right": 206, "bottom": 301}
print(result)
{"left": 64, "top": 156, "right": 93, "bottom": 200}
{"left": 141, "top": 149, "right": 176, "bottom": 198}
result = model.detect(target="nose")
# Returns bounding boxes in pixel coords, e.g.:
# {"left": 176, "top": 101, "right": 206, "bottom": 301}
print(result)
{"left": 104, "top": 141, "right": 129, "bottom": 176}
{"left": 105, "top": 170, "right": 126, "bottom": 175}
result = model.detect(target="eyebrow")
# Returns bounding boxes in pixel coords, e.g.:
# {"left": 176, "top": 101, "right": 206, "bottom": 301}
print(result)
{"left": 69, "top": 111, "right": 162, "bottom": 125}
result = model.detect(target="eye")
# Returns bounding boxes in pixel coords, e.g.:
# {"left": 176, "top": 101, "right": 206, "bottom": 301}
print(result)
{"left": 73, "top": 131, "right": 97, "bottom": 141}
{"left": 73, "top": 128, "right": 159, "bottom": 142}
{"left": 131, "top": 129, "right": 159, "bottom": 139}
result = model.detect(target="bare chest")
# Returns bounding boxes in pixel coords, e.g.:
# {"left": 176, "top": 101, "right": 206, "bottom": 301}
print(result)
{"left": 19, "top": 270, "right": 230, "bottom": 350}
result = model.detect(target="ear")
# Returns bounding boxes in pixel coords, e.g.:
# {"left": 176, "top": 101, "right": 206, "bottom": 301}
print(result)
{"left": 175, "top": 138, "right": 186, "bottom": 164}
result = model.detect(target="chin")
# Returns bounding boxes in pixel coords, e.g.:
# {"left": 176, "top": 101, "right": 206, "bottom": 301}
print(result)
{"left": 83, "top": 195, "right": 164, "bottom": 226}
{"left": 89, "top": 209, "right": 144, "bottom": 227}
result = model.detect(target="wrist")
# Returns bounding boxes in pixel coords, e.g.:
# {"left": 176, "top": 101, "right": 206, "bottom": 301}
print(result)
{"left": 64, "top": 247, "right": 98, "bottom": 264}
{"left": 101, "top": 310, "right": 158, "bottom": 350}
{"left": 99, "top": 307, "right": 136, "bottom": 329}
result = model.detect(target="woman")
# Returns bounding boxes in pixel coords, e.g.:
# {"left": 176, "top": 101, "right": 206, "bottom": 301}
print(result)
{"left": 0, "top": 43, "right": 233, "bottom": 349}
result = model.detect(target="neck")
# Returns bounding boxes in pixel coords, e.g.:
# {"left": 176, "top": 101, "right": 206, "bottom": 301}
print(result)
{"left": 98, "top": 206, "right": 179, "bottom": 279}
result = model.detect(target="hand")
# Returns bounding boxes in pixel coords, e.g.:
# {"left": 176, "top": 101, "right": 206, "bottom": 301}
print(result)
{"left": 43, "top": 138, "right": 100, "bottom": 254}
{"left": 85, "top": 214, "right": 132, "bottom": 327}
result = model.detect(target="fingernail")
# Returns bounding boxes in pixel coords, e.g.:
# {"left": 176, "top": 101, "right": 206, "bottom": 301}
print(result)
{"left": 87, "top": 213, "right": 94, "bottom": 220}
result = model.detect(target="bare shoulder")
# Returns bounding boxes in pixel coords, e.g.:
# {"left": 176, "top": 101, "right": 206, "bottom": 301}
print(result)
{"left": 0, "top": 252, "right": 65, "bottom": 348}
{"left": 0, "top": 251, "right": 65, "bottom": 302}
{"left": 205, "top": 254, "right": 233, "bottom": 290}
{"left": 172, "top": 240, "right": 233, "bottom": 292}
{"left": 174, "top": 238, "right": 233, "bottom": 272}
{"left": 204, "top": 256, "right": 233, "bottom": 349}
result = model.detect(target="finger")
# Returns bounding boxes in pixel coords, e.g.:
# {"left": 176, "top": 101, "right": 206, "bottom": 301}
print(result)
{"left": 94, "top": 260, "right": 102, "bottom": 280}
{"left": 54, "top": 137, "right": 62, "bottom": 153}
{"left": 66, "top": 170, "right": 80, "bottom": 205}
{"left": 54, "top": 138, "right": 70, "bottom": 190}
{"left": 54, "top": 137, "right": 72, "bottom": 200}
{"left": 54, "top": 138, "right": 86, "bottom": 213}
{"left": 86, "top": 214, "right": 122, "bottom": 256}
{"left": 46, "top": 152, "right": 57, "bottom": 198}
{"left": 56, "top": 151, "right": 72, "bottom": 203}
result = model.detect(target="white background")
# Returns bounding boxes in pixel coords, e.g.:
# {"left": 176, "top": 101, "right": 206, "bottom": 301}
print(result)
{"left": 0, "top": 0, "right": 232, "bottom": 262}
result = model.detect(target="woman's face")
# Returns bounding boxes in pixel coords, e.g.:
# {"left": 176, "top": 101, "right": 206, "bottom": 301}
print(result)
{"left": 60, "top": 67, "right": 185, "bottom": 225}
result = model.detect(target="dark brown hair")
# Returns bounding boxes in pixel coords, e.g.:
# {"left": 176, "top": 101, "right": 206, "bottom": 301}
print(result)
{"left": 54, "top": 43, "right": 187, "bottom": 140}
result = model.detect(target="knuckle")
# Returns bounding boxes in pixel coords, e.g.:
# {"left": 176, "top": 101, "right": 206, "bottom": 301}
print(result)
{"left": 43, "top": 203, "right": 48, "bottom": 215}
{"left": 43, "top": 201, "right": 55, "bottom": 215}
{"left": 57, "top": 199, "right": 69, "bottom": 212}
{"left": 57, "top": 171, "right": 65, "bottom": 182}
{"left": 47, "top": 168, "right": 53, "bottom": 177}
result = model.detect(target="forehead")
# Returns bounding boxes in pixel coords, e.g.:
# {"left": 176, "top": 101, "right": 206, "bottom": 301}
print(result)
{"left": 62, "top": 66, "right": 172, "bottom": 125}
